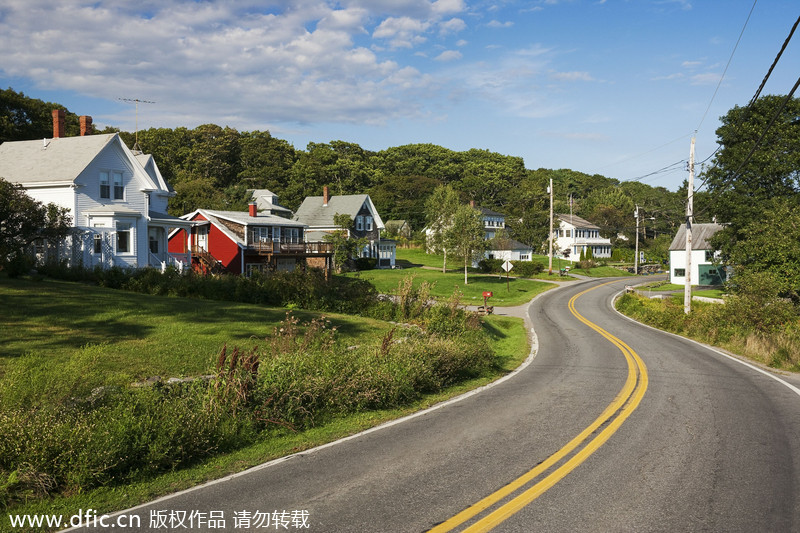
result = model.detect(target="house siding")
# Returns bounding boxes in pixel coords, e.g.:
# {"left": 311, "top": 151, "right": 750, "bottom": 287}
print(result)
{"left": 74, "top": 142, "right": 149, "bottom": 267}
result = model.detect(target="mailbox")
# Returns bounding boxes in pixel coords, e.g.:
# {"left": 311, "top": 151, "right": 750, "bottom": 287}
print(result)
{"left": 482, "top": 291, "right": 493, "bottom": 298}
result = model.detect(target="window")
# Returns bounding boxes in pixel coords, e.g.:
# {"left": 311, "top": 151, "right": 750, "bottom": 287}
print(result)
{"left": 356, "top": 215, "right": 364, "bottom": 231}
{"left": 117, "top": 223, "right": 132, "bottom": 254}
{"left": 112, "top": 172, "right": 124, "bottom": 200}
{"left": 674, "top": 268, "right": 686, "bottom": 277}
{"left": 94, "top": 234, "right": 102, "bottom": 254}
{"left": 149, "top": 235, "right": 158, "bottom": 254}
{"left": 566, "top": 230, "right": 571, "bottom": 238}
{"left": 705, "top": 250, "right": 715, "bottom": 262}
{"left": 366, "top": 216, "right": 373, "bottom": 231}
{"left": 100, "top": 172, "right": 110, "bottom": 199}
{"left": 520, "top": 254, "right": 530, "bottom": 261}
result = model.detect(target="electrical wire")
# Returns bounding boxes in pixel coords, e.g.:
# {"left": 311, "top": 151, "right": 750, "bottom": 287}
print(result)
{"left": 696, "top": 0, "right": 759, "bottom": 133}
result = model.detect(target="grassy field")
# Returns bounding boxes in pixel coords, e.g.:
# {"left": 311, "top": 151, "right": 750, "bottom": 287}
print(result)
{"left": 348, "top": 268, "right": 553, "bottom": 306}
{"left": 395, "top": 247, "right": 633, "bottom": 280}
{"left": 1, "top": 275, "right": 531, "bottom": 526}
{"left": 0, "top": 276, "right": 391, "bottom": 407}
{"left": 636, "top": 281, "right": 726, "bottom": 299}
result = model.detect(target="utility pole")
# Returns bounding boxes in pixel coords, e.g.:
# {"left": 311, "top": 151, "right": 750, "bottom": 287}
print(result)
{"left": 684, "top": 135, "right": 696, "bottom": 315}
{"left": 635, "top": 206, "right": 640, "bottom": 274}
{"left": 548, "top": 177, "right": 554, "bottom": 275}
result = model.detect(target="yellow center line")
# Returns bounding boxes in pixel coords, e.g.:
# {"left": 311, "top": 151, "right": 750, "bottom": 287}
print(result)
{"left": 429, "top": 282, "right": 648, "bottom": 533}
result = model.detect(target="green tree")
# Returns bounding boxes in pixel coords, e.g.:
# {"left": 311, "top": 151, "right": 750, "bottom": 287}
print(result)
{"left": 704, "top": 95, "right": 800, "bottom": 258}
{"left": 0, "top": 178, "right": 71, "bottom": 272}
{"left": 727, "top": 203, "right": 800, "bottom": 302}
{"left": 323, "top": 213, "right": 368, "bottom": 273}
{"left": 446, "top": 203, "right": 486, "bottom": 284}
{"left": 369, "top": 174, "right": 441, "bottom": 231}
{"left": 424, "top": 185, "right": 461, "bottom": 272}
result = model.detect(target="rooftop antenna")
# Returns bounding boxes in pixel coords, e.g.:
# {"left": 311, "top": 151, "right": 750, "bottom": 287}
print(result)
{"left": 119, "top": 98, "right": 155, "bottom": 152}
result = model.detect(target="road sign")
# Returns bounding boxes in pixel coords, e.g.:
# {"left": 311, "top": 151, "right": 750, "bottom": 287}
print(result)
{"left": 502, "top": 260, "right": 513, "bottom": 272}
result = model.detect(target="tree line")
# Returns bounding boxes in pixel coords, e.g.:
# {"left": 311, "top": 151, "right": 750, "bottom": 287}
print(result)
{"left": 4, "top": 87, "right": 799, "bottom": 292}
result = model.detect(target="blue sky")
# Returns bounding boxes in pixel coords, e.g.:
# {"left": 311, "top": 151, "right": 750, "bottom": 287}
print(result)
{"left": 1, "top": 0, "right": 797, "bottom": 191}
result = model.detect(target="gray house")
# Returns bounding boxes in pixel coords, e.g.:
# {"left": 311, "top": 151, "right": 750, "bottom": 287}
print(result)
{"left": 294, "top": 186, "right": 396, "bottom": 268}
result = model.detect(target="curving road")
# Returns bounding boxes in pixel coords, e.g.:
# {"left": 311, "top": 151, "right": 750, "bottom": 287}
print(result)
{"left": 68, "top": 278, "right": 800, "bottom": 532}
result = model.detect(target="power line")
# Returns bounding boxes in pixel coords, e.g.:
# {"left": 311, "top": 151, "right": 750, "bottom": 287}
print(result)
{"left": 696, "top": 0, "right": 758, "bottom": 133}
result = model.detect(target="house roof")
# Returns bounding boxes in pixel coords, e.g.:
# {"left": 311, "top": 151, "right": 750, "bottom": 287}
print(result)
{"left": 250, "top": 189, "right": 292, "bottom": 215}
{"left": 556, "top": 214, "right": 598, "bottom": 229}
{"left": 182, "top": 208, "right": 307, "bottom": 247}
{"left": 294, "top": 194, "right": 384, "bottom": 229}
{"left": 478, "top": 206, "right": 505, "bottom": 217}
{"left": 669, "top": 223, "right": 724, "bottom": 251}
{"left": 487, "top": 238, "right": 532, "bottom": 251}
{"left": 0, "top": 133, "right": 117, "bottom": 185}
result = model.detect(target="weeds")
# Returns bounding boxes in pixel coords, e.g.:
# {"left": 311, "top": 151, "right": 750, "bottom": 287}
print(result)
{"left": 0, "top": 292, "right": 495, "bottom": 508}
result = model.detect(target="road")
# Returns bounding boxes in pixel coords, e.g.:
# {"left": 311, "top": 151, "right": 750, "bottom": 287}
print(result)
{"left": 69, "top": 278, "right": 800, "bottom": 532}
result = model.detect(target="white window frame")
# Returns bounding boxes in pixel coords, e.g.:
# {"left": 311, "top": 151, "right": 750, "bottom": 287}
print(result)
{"left": 356, "top": 215, "right": 364, "bottom": 231}
{"left": 99, "top": 172, "right": 110, "bottom": 199}
{"left": 112, "top": 171, "right": 124, "bottom": 200}
{"left": 116, "top": 222, "right": 134, "bottom": 255}
{"left": 365, "top": 216, "right": 373, "bottom": 232}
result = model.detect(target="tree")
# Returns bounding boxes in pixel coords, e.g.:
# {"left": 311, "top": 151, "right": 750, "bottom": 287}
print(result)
{"left": 0, "top": 178, "right": 71, "bottom": 272}
{"left": 704, "top": 95, "right": 800, "bottom": 258}
{"left": 424, "top": 185, "right": 461, "bottom": 272}
{"left": 446, "top": 203, "right": 486, "bottom": 284}
{"left": 727, "top": 203, "right": 800, "bottom": 302}
{"left": 323, "top": 213, "right": 367, "bottom": 273}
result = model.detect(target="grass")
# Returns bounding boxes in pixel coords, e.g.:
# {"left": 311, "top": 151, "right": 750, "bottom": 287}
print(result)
{"left": 7, "top": 314, "right": 528, "bottom": 529}
{"left": 636, "top": 281, "right": 726, "bottom": 299}
{"left": 1, "top": 275, "right": 531, "bottom": 529}
{"left": 0, "top": 276, "right": 390, "bottom": 406}
{"left": 395, "top": 247, "right": 632, "bottom": 280}
{"left": 347, "top": 268, "right": 553, "bottom": 306}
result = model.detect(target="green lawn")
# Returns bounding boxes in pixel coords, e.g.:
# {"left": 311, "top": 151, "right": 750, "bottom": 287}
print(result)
{"left": 1, "top": 275, "right": 532, "bottom": 527}
{"left": 0, "top": 276, "right": 391, "bottom": 407}
{"left": 395, "top": 247, "right": 632, "bottom": 280}
{"left": 347, "top": 268, "right": 554, "bottom": 306}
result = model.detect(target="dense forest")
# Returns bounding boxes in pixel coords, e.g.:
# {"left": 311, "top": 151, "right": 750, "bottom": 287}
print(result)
{"left": 0, "top": 87, "right": 708, "bottom": 260}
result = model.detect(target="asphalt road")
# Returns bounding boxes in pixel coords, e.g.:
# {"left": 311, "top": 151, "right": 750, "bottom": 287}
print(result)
{"left": 67, "top": 278, "right": 800, "bottom": 532}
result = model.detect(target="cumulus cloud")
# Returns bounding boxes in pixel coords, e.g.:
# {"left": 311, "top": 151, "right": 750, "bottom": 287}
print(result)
{"left": 434, "top": 50, "right": 463, "bottom": 61}
{"left": 0, "top": 0, "right": 454, "bottom": 128}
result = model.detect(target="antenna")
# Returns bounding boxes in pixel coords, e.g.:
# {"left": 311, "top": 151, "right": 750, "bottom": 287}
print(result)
{"left": 119, "top": 98, "right": 155, "bottom": 151}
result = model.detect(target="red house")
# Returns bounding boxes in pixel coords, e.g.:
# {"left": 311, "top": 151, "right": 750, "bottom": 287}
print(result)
{"left": 168, "top": 203, "right": 333, "bottom": 276}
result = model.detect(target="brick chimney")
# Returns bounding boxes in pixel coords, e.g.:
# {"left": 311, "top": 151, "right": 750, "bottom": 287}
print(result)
{"left": 248, "top": 202, "right": 258, "bottom": 217}
{"left": 79, "top": 115, "right": 93, "bottom": 136}
{"left": 52, "top": 109, "right": 65, "bottom": 138}
{"left": 323, "top": 186, "right": 329, "bottom": 206}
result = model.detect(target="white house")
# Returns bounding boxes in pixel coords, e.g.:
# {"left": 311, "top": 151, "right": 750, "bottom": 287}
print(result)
{"left": 477, "top": 205, "right": 506, "bottom": 240}
{"left": 294, "top": 186, "right": 396, "bottom": 268}
{"left": 668, "top": 223, "right": 726, "bottom": 285}
{"left": 486, "top": 238, "right": 534, "bottom": 262}
{"left": 0, "top": 110, "right": 192, "bottom": 270}
{"left": 553, "top": 214, "right": 612, "bottom": 262}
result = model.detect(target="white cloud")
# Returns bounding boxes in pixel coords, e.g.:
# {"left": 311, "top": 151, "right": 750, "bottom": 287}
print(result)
{"left": 439, "top": 17, "right": 466, "bottom": 35}
{"left": 434, "top": 50, "right": 463, "bottom": 61}
{"left": 373, "top": 16, "right": 431, "bottom": 48}
{"left": 0, "top": 0, "right": 443, "bottom": 128}
{"left": 487, "top": 20, "right": 514, "bottom": 28}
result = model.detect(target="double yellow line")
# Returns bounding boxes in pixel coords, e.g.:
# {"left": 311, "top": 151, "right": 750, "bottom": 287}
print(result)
{"left": 430, "top": 282, "right": 648, "bottom": 532}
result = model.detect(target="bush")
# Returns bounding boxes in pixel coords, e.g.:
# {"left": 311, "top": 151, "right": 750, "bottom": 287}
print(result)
{"left": 354, "top": 257, "right": 378, "bottom": 271}
{"left": 0, "top": 301, "right": 497, "bottom": 504}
